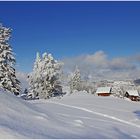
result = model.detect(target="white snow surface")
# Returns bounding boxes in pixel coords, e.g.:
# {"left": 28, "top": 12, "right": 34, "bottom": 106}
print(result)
{"left": 0, "top": 90, "right": 140, "bottom": 138}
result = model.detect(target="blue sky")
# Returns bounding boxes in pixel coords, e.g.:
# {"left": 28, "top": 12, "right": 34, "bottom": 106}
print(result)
{"left": 0, "top": 1, "right": 140, "bottom": 72}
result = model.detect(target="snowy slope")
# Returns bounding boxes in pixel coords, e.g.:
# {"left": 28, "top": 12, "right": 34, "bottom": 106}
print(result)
{"left": 0, "top": 91, "right": 140, "bottom": 138}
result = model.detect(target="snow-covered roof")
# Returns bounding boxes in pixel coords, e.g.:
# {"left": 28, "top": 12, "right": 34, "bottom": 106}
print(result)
{"left": 126, "top": 90, "right": 139, "bottom": 96}
{"left": 96, "top": 87, "right": 111, "bottom": 94}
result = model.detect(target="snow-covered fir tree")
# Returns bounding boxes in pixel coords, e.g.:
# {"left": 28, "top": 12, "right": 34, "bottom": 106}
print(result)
{"left": 28, "top": 52, "right": 41, "bottom": 98}
{"left": 28, "top": 52, "right": 63, "bottom": 99}
{"left": 69, "top": 66, "right": 81, "bottom": 93}
{"left": 0, "top": 24, "right": 20, "bottom": 95}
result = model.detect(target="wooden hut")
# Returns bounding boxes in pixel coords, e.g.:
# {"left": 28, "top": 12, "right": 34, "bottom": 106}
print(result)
{"left": 125, "top": 90, "right": 140, "bottom": 101}
{"left": 96, "top": 87, "right": 112, "bottom": 96}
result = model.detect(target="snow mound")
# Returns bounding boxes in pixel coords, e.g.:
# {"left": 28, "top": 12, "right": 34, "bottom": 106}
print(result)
{"left": 0, "top": 91, "right": 75, "bottom": 138}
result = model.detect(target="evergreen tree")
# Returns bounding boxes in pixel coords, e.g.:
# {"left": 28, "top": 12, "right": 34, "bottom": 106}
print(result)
{"left": 28, "top": 52, "right": 63, "bottom": 99}
{"left": 0, "top": 24, "right": 20, "bottom": 95}
{"left": 28, "top": 52, "right": 42, "bottom": 98}
{"left": 69, "top": 66, "right": 81, "bottom": 93}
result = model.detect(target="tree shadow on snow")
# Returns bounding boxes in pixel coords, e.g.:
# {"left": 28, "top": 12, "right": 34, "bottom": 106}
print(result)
{"left": 113, "top": 127, "right": 137, "bottom": 139}
{"left": 133, "top": 110, "right": 140, "bottom": 120}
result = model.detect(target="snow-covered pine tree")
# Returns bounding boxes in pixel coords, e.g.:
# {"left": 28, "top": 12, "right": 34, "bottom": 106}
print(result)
{"left": 28, "top": 52, "right": 63, "bottom": 99}
{"left": 28, "top": 52, "right": 42, "bottom": 98}
{"left": 0, "top": 24, "right": 20, "bottom": 95}
{"left": 69, "top": 66, "right": 81, "bottom": 93}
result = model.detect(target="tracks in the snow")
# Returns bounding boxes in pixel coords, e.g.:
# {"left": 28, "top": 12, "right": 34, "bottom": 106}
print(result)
{"left": 48, "top": 102, "right": 140, "bottom": 129}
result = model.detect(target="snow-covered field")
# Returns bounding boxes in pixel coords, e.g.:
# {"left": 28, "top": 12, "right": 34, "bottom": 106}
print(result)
{"left": 0, "top": 91, "right": 140, "bottom": 138}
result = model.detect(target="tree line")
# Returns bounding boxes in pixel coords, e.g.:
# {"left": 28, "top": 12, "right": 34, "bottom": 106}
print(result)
{"left": 0, "top": 23, "right": 82, "bottom": 99}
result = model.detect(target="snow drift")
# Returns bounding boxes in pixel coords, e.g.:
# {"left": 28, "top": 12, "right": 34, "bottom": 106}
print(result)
{"left": 0, "top": 90, "right": 140, "bottom": 138}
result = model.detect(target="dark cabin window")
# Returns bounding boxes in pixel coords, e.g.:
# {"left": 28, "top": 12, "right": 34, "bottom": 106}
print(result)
{"left": 125, "top": 92, "right": 129, "bottom": 98}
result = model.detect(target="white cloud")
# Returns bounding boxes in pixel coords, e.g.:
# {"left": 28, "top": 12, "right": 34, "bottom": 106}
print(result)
{"left": 109, "top": 57, "right": 136, "bottom": 70}
{"left": 16, "top": 71, "right": 27, "bottom": 80}
{"left": 84, "top": 51, "right": 109, "bottom": 68}
{"left": 62, "top": 50, "right": 140, "bottom": 81}
{"left": 16, "top": 71, "right": 29, "bottom": 91}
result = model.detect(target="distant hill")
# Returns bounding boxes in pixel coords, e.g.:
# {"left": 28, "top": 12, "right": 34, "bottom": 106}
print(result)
{"left": 134, "top": 79, "right": 140, "bottom": 86}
